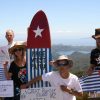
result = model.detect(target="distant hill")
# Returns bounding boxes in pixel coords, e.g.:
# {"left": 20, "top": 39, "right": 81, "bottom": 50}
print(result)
{"left": 51, "top": 45, "right": 94, "bottom": 76}
{"left": 52, "top": 37, "right": 95, "bottom": 46}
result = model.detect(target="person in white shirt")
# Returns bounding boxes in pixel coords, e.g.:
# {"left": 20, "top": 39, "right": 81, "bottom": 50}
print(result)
{"left": 24, "top": 55, "right": 83, "bottom": 100}
{"left": 0, "top": 30, "right": 15, "bottom": 100}
{"left": 0, "top": 29, "right": 15, "bottom": 80}
{"left": 5, "top": 29, "right": 15, "bottom": 48}
{"left": 5, "top": 29, "right": 16, "bottom": 63}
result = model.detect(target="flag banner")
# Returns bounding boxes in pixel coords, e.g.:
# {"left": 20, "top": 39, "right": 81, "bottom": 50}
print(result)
{"left": 80, "top": 70, "right": 100, "bottom": 92}
{"left": 27, "top": 48, "right": 52, "bottom": 87}
{"left": 26, "top": 10, "right": 52, "bottom": 87}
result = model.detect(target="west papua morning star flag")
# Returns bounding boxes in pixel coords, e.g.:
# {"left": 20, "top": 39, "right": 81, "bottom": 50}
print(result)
{"left": 80, "top": 69, "right": 100, "bottom": 92}
{"left": 27, "top": 10, "right": 52, "bottom": 88}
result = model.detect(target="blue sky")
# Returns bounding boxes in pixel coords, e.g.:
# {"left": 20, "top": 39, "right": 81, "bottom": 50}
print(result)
{"left": 0, "top": 0, "right": 100, "bottom": 46}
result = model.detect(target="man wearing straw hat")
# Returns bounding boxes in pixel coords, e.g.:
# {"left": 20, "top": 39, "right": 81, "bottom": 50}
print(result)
{"left": 25, "top": 55, "right": 83, "bottom": 100}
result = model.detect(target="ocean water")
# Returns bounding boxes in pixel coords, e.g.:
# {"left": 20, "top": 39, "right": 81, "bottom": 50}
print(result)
{"left": 58, "top": 50, "right": 90, "bottom": 55}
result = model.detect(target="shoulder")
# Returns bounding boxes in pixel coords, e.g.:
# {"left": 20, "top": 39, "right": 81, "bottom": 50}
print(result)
{"left": 45, "top": 71, "right": 58, "bottom": 76}
{"left": 10, "top": 61, "right": 16, "bottom": 67}
{"left": 70, "top": 73, "right": 78, "bottom": 80}
{"left": 11, "top": 61, "right": 15, "bottom": 64}
{"left": 91, "top": 48, "right": 99, "bottom": 53}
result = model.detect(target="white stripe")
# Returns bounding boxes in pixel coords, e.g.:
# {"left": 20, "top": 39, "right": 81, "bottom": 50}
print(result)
{"left": 27, "top": 49, "right": 31, "bottom": 81}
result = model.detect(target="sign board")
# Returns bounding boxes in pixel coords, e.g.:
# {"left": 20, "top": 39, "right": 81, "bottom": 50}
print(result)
{"left": 0, "top": 80, "right": 14, "bottom": 97}
{"left": 20, "top": 87, "right": 63, "bottom": 100}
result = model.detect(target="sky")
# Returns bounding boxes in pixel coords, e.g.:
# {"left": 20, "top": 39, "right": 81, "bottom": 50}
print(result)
{"left": 0, "top": 0, "right": 100, "bottom": 46}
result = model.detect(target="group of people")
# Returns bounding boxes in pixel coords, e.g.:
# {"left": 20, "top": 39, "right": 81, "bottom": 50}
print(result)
{"left": 0, "top": 28, "right": 100, "bottom": 100}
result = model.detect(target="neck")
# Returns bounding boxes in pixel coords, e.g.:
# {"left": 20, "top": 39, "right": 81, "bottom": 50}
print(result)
{"left": 60, "top": 71, "right": 70, "bottom": 79}
{"left": 8, "top": 41, "right": 13, "bottom": 45}
{"left": 15, "top": 57, "right": 25, "bottom": 67}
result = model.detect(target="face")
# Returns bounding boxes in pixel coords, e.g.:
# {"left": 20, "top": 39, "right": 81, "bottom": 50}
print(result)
{"left": 56, "top": 60, "right": 70, "bottom": 71}
{"left": 96, "top": 38, "right": 100, "bottom": 47}
{"left": 56, "top": 60, "right": 71, "bottom": 78}
{"left": 6, "top": 31, "right": 14, "bottom": 43}
{"left": 14, "top": 48, "right": 23, "bottom": 57}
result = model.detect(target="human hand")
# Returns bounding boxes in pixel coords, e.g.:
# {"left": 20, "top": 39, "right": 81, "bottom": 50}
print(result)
{"left": 20, "top": 84, "right": 28, "bottom": 89}
{"left": 86, "top": 67, "right": 94, "bottom": 76}
{"left": 60, "top": 85, "right": 71, "bottom": 92}
{"left": 49, "top": 60, "right": 57, "bottom": 67}
{"left": 3, "top": 61, "right": 8, "bottom": 68}
{"left": 49, "top": 60, "right": 54, "bottom": 65}
{"left": 60, "top": 85, "right": 74, "bottom": 94}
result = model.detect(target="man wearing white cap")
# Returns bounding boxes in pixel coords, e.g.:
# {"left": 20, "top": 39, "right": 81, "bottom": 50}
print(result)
{"left": 24, "top": 55, "right": 83, "bottom": 100}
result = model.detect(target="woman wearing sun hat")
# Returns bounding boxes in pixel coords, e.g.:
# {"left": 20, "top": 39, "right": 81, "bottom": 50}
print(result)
{"left": 24, "top": 55, "right": 83, "bottom": 100}
{"left": 4, "top": 41, "right": 27, "bottom": 100}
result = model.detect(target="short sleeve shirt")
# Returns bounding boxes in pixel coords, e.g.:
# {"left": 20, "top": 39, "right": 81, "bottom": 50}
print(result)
{"left": 9, "top": 61, "right": 27, "bottom": 96}
{"left": 42, "top": 71, "right": 82, "bottom": 100}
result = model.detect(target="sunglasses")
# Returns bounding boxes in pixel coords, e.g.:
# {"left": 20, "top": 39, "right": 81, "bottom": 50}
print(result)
{"left": 57, "top": 61, "right": 69, "bottom": 67}
{"left": 14, "top": 48, "right": 23, "bottom": 52}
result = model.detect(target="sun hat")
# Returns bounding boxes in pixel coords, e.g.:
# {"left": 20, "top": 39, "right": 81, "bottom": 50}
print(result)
{"left": 53, "top": 55, "right": 73, "bottom": 67}
{"left": 92, "top": 28, "right": 100, "bottom": 39}
{"left": 9, "top": 41, "right": 26, "bottom": 54}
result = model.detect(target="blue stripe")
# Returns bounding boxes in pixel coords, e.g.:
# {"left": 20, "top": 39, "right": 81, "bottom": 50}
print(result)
{"left": 49, "top": 48, "right": 52, "bottom": 72}
{"left": 41, "top": 48, "right": 43, "bottom": 87}
{"left": 82, "top": 79, "right": 100, "bottom": 83}
{"left": 33, "top": 49, "right": 36, "bottom": 87}
{"left": 30, "top": 49, "right": 32, "bottom": 79}
{"left": 82, "top": 75, "right": 100, "bottom": 81}
{"left": 37, "top": 49, "right": 40, "bottom": 87}
{"left": 45, "top": 48, "right": 48, "bottom": 87}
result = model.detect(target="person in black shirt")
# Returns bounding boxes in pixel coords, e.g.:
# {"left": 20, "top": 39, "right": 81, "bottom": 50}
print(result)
{"left": 3, "top": 41, "right": 27, "bottom": 100}
{"left": 87, "top": 28, "right": 100, "bottom": 75}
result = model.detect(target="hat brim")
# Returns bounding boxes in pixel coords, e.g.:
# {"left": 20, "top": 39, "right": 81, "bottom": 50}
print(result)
{"left": 92, "top": 35, "right": 100, "bottom": 39}
{"left": 9, "top": 45, "right": 26, "bottom": 54}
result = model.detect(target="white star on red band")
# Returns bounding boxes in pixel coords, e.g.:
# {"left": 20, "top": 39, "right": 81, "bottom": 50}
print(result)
{"left": 33, "top": 26, "right": 44, "bottom": 38}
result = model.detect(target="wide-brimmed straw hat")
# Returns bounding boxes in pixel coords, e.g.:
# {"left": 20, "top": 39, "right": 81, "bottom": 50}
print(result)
{"left": 53, "top": 55, "right": 73, "bottom": 67}
{"left": 9, "top": 41, "right": 26, "bottom": 54}
{"left": 92, "top": 28, "right": 100, "bottom": 39}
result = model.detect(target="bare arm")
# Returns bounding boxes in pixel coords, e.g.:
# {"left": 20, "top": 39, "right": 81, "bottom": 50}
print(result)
{"left": 26, "top": 76, "right": 42, "bottom": 87}
{"left": 86, "top": 64, "right": 96, "bottom": 75}
{"left": 3, "top": 61, "right": 12, "bottom": 80}
{"left": 60, "top": 85, "right": 83, "bottom": 97}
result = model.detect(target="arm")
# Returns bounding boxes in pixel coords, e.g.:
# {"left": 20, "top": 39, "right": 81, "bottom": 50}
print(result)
{"left": 26, "top": 76, "right": 42, "bottom": 87}
{"left": 86, "top": 64, "right": 96, "bottom": 75}
{"left": 3, "top": 61, "right": 12, "bottom": 80}
{"left": 60, "top": 85, "right": 83, "bottom": 97}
